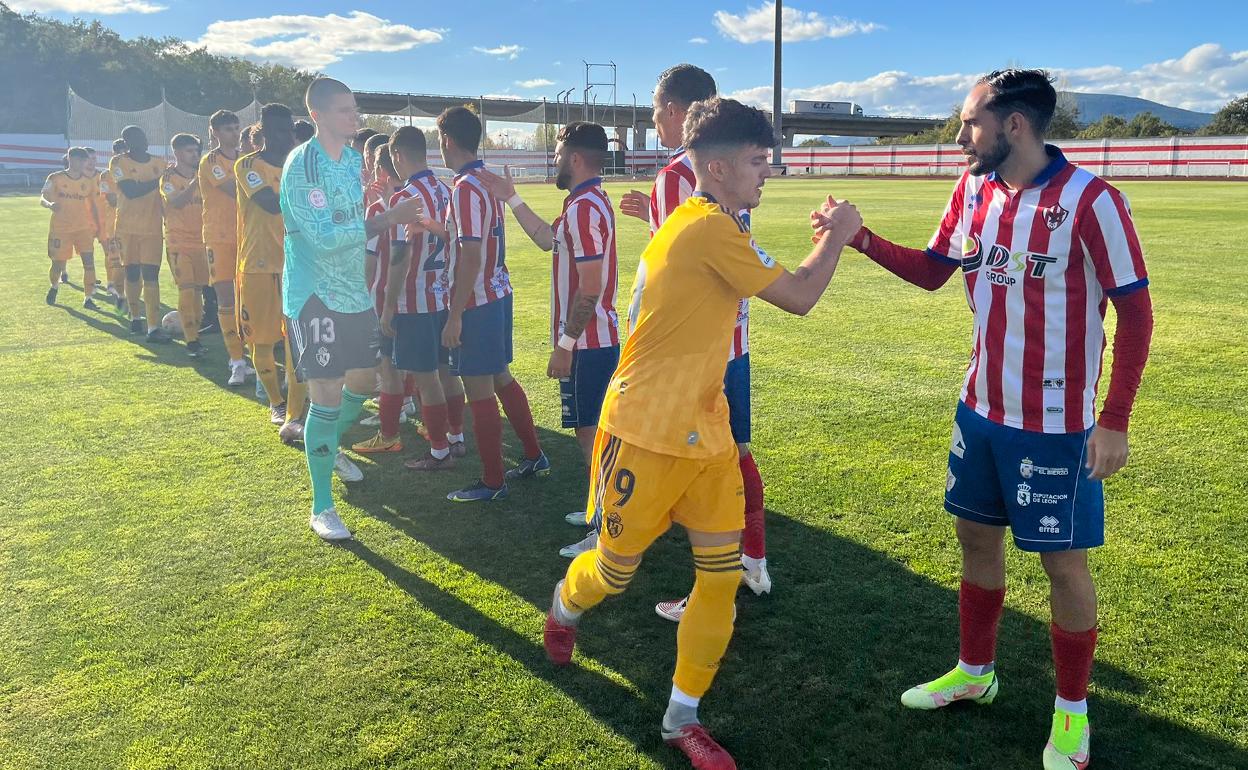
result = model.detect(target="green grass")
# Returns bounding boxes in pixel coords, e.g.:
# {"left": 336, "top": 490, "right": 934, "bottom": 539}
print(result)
{"left": 1, "top": 178, "right": 1245, "bottom": 770}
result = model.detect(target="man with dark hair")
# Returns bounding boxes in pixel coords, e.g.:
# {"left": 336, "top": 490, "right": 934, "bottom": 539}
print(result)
{"left": 435, "top": 105, "right": 547, "bottom": 502}
{"left": 544, "top": 97, "right": 861, "bottom": 769}
{"left": 109, "top": 125, "right": 171, "bottom": 342}
{"left": 476, "top": 121, "right": 619, "bottom": 550}
{"left": 294, "top": 120, "right": 315, "bottom": 144}
{"left": 200, "top": 109, "right": 250, "bottom": 378}
{"left": 240, "top": 125, "right": 261, "bottom": 155}
{"left": 361, "top": 125, "right": 469, "bottom": 466}
{"left": 362, "top": 132, "right": 389, "bottom": 206}
{"left": 812, "top": 69, "right": 1153, "bottom": 770}
{"left": 283, "top": 77, "right": 424, "bottom": 540}
{"left": 160, "top": 133, "right": 209, "bottom": 357}
{"left": 351, "top": 127, "right": 378, "bottom": 155}
{"left": 96, "top": 138, "right": 128, "bottom": 310}
{"left": 41, "top": 146, "right": 98, "bottom": 308}
{"left": 235, "top": 104, "right": 305, "bottom": 434}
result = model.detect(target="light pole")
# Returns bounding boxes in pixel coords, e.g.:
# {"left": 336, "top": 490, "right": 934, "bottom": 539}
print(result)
{"left": 772, "top": 0, "right": 784, "bottom": 168}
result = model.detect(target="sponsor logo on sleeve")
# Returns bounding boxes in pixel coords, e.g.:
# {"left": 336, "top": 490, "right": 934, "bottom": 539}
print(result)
{"left": 163, "top": 183, "right": 175, "bottom": 194}
{"left": 751, "top": 240, "right": 775, "bottom": 267}
{"left": 245, "top": 170, "right": 263, "bottom": 189}
{"left": 112, "top": 167, "right": 124, "bottom": 179}
{"left": 211, "top": 165, "right": 226, "bottom": 180}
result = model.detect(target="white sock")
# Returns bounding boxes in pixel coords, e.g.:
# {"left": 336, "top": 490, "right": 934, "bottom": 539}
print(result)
{"left": 958, "top": 659, "right": 995, "bottom": 677}
{"left": 741, "top": 554, "right": 765, "bottom": 572}
{"left": 430, "top": 446, "right": 450, "bottom": 460}
{"left": 552, "top": 593, "right": 582, "bottom": 626}
{"left": 447, "top": 432, "right": 464, "bottom": 443}
{"left": 1055, "top": 696, "right": 1087, "bottom": 715}
{"left": 669, "top": 684, "right": 700, "bottom": 708}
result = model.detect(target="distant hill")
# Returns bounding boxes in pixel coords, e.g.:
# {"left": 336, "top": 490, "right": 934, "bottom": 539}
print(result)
{"left": 1059, "top": 92, "right": 1214, "bottom": 130}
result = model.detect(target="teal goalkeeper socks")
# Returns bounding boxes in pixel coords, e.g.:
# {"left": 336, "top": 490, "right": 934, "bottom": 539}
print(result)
{"left": 305, "top": 403, "right": 340, "bottom": 515}
{"left": 335, "top": 388, "right": 368, "bottom": 445}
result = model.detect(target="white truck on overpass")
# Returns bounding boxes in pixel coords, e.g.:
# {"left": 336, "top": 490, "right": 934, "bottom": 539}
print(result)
{"left": 791, "top": 100, "right": 864, "bottom": 116}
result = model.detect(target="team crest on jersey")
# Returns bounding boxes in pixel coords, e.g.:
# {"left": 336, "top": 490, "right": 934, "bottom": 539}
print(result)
{"left": 316, "top": 346, "right": 331, "bottom": 367}
{"left": 1041, "top": 202, "right": 1069, "bottom": 231}
{"left": 211, "top": 165, "right": 226, "bottom": 180}
{"left": 245, "top": 170, "right": 263, "bottom": 189}
{"left": 308, "top": 188, "right": 327, "bottom": 209}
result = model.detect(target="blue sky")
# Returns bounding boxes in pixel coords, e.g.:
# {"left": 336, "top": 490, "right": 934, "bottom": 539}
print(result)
{"left": 12, "top": 0, "right": 1248, "bottom": 118}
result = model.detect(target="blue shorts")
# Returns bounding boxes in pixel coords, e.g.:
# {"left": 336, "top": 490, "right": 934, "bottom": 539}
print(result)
{"left": 723, "top": 353, "right": 751, "bottom": 445}
{"left": 392, "top": 310, "right": 448, "bottom": 374}
{"left": 448, "top": 294, "right": 513, "bottom": 377}
{"left": 944, "top": 401, "right": 1104, "bottom": 552}
{"left": 560, "top": 345, "right": 620, "bottom": 429}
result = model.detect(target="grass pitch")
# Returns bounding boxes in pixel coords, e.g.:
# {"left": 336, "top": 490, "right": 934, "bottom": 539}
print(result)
{"left": 1, "top": 178, "right": 1245, "bottom": 770}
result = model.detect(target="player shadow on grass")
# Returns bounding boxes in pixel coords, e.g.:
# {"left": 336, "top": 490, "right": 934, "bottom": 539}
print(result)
{"left": 335, "top": 424, "right": 1247, "bottom": 770}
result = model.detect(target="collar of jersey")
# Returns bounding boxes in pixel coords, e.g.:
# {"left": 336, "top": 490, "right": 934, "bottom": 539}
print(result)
{"left": 692, "top": 189, "right": 718, "bottom": 204}
{"left": 571, "top": 176, "right": 602, "bottom": 194}
{"left": 409, "top": 170, "right": 436, "bottom": 185}
{"left": 456, "top": 159, "right": 485, "bottom": 176}
{"left": 987, "top": 144, "right": 1068, "bottom": 189}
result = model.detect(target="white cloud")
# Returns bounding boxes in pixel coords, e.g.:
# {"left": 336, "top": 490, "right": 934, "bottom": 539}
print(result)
{"left": 9, "top": 0, "right": 164, "bottom": 13}
{"left": 474, "top": 44, "right": 523, "bottom": 60}
{"left": 726, "top": 43, "right": 1248, "bottom": 117}
{"left": 689, "top": 36, "right": 709, "bottom": 44}
{"left": 191, "top": 12, "right": 443, "bottom": 70}
{"left": 515, "top": 78, "right": 555, "bottom": 89}
{"left": 713, "top": 2, "right": 882, "bottom": 44}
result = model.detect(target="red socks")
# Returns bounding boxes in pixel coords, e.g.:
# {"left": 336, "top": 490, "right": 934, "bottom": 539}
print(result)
{"left": 740, "top": 452, "right": 766, "bottom": 559}
{"left": 1051, "top": 623, "right": 1097, "bottom": 702}
{"left": 378, "top": 392, "right": 404, "bottom": 439}
{"left": 469, "top": 397, "right": 505, "bottom": 488}
{"left": 446, "top": 392, "right": 466, "bottom": 435}
{"left": 497, "top": 379, "right": 542, "bottom": 460}
{"left": 421, "top": 402, "right": 451, "bottom": 451}
{"left": 958, "top": 580, "right": 1006, "bottom": 666}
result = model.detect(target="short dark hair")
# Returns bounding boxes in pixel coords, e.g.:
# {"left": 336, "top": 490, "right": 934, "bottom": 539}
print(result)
{"left": 375, "top": 145, "right": 397, "bottom": 179}
{"left": 306, "top": 77, "right": 352, "bottom": 113}
{"left": 67, "top": 146, "right": 90, "bottom": 160}
{"left": 558, "top": 121, "right": 608, "bottom": 170}
{"left": 171, "top": 133, "right": 201, "bottom": 151}
{"left": 683, "top": 97, "right": 776, "bottom": 155}
{"left": 260, "top": 103, "right": 292, "bottom": 135}
{"left": 363, "top": 132, "right": 389, "bottom": 160}
{"left": 293, "top": 120, "right": 315, "bottom": 143}
{"left": 120, "top": 125, "right": 145, "bottom": 143}
{"left": 241, "top": 125, "right": 257, "bottom": 144}
{"left": 111, "top": 138, "right": 127, "bottom": 153}
{"left": 977, "top": 69, "right": 1057, "bottom": 136}
{"left": 656, "top": 64, "right": 717, "bottom": 108}
{"left": 389, "top": 125, "right": 427, "bottom": 159}
{"left": 209, "top": 110, "right": 239, "bottom": 130}
{"left": 437, "top": 106, "right": 481, "bottom": 154}
{"left": 352, "top": 128, "right": 378, "bottom": 150}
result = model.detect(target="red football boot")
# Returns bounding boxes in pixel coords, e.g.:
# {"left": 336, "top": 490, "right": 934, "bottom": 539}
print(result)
{"left": 543, "top": 611, "right": 577, "bottom": 665}
{"left": 663, "top": 723, "right": 737, "bottom": 770}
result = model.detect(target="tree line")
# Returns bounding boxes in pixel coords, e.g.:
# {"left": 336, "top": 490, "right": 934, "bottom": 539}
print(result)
{"left": 0, "top": 3, "right": 316, "bottom": 133}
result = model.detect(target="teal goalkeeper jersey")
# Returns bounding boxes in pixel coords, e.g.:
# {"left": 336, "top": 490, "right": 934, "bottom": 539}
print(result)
{"left": 280, "top": 137, "right": 371, "bottom": 317}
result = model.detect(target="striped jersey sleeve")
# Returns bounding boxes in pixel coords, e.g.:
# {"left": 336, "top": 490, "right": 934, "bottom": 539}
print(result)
{"left": 1078, "top": 184, "right": 1148, "bottom": 295}
{"left": 926, "top": 172, "right": 970, "bottom": 264}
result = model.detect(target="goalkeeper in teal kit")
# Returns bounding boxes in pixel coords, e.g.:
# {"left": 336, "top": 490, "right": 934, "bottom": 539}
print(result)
{"left": 281, "top": 77, "right": 425, "bottom": 542}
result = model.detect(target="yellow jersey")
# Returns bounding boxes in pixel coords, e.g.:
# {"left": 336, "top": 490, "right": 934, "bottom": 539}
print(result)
{"left": 198, "top": 147, "right": 238, "bottom": 245}
{"left": 235, "top": 152, "right": 284, "bottom": 274}
{"left": 600, "top": 196, "right": 782, "bottom": 459}
{"left": 94, "top": 169, "right": 117, "bottom": 237}
{"left": 42, "top": 170, "right": 96, "bottom": 234}
{"left": 108, "top": 153, "right": 166, "bottom": 236}
{"left": 160, "top": 166, "right": 203, "bottom": 250}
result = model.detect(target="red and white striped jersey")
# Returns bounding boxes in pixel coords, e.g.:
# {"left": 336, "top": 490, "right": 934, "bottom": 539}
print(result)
{"left": 365, "top": 196, "right": 390, "bottom": 316}
{"left": 447, "top": 160, "right": 511, "bottom": 308}
{"left": 552, "top": 177, "right": 619, "bottom": 350}
{"left": 391, "top": 170, "right": 451, "bottom": 314}
{"left": 639, "top": 148, "right": 749, "bottom": 360}
{"left": 927, "top": 147, "right": 1149, "bottom": 434}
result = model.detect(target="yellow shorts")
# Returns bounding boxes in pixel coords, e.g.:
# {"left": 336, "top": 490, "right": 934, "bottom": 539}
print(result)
{"left": 118, "top": 233, "right": 162, "bottom": 266}
{"left": 206, "top": 242, "right": 238, "bottom": 285}
{"left": 48, "top": 230, "right": 95, "bottom": 261}
{"left": 167, "top": 246, "right": 210, "bottom": 288}
{"left": 239, "top": 272, "right": 284, "bottom": 345}
{"left": 586, "top": 431, "right": 744, "bottom": 557}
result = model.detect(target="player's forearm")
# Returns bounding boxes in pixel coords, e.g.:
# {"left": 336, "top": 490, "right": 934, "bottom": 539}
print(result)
{"left": 561, "top": 292, "right": 600, "bottom": 341}
{"left": 364, "top": 252, "right": 378, "bottom": 290}
{"left": 510, "top": 204, "right": 553, "bottom": 251}
{"left": 119, "top": 179, "right": 158, "bottom": 198}
{"left": 783, "top": 233, "right": 846, "bottom": 315}
{"left": 857, "top": 228, "right": 958, "bottom": 291}
{"left": 221, "top": 180, "right": 237, "bottom": 199}
{"left": 383, "top": 246, "right": 412, "bottom": 304}
{"left": 364, "top": 211, "right": 391, "bottom": 240}
{"left": 1099, "top": 287, "right": 1154, "bottom": 432}
{"left": 40, "top": 197, "right": 55, "bottom": 210}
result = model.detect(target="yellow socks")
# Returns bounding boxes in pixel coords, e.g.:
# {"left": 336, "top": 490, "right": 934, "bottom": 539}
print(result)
{"left": 178, "top": 287, "right": 201, "bottom": 343}
{"left": 251, "top": 345, "right": 283, "bottom": 407}
{"left": 143, "top": 280, "right": 160, "bottom": 330}
{"left": 219, "top": 309, "right": 244, "bottom": 361}
{"left": 673, "top": 543, "right": 742, "bottom": 698}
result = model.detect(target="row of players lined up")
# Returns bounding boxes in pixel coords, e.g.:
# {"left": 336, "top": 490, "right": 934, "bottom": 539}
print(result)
{"left": 40, "top": 63, "right": 1153, "bottom": 770}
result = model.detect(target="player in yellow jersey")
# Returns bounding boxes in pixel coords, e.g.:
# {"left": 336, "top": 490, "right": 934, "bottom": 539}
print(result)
{"left": 86, "top": 147, "right": 119, "bottom": 309}
{"left": 542, "top": 98, "right": 863, "bottom": 770}
{"left": 199, "top": 110, "right": 250, "bottom": 381}
{"left": 236, "top": 103, "right": 306, "bottom": 437}
{"left": 160, "top": 133, "right": 210, "bottom": 358}
{"left": 40, "top": 146, "right": 99, "bottom": 309}
{"left": 95, "top": 139, "right": 129, "bottom": 312}
{"left": 109, "top": 125, "right": 171, "bottom": 341}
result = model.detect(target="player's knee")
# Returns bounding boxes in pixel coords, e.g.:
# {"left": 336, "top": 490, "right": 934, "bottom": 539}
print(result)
{"left": 956, "top": 518, "right": 1006, "bottom": 556}
{"left": 125, "top": 264, "right": 142, "bottom": 282}
{"left": 140, "top": 264, "right": 160, "bottom": 281}
{"left": 80, "top": 255, "right": 95, "bottom": 269}
{"left": 1039, "top": 549, "right": 1089, "bottom": 583}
